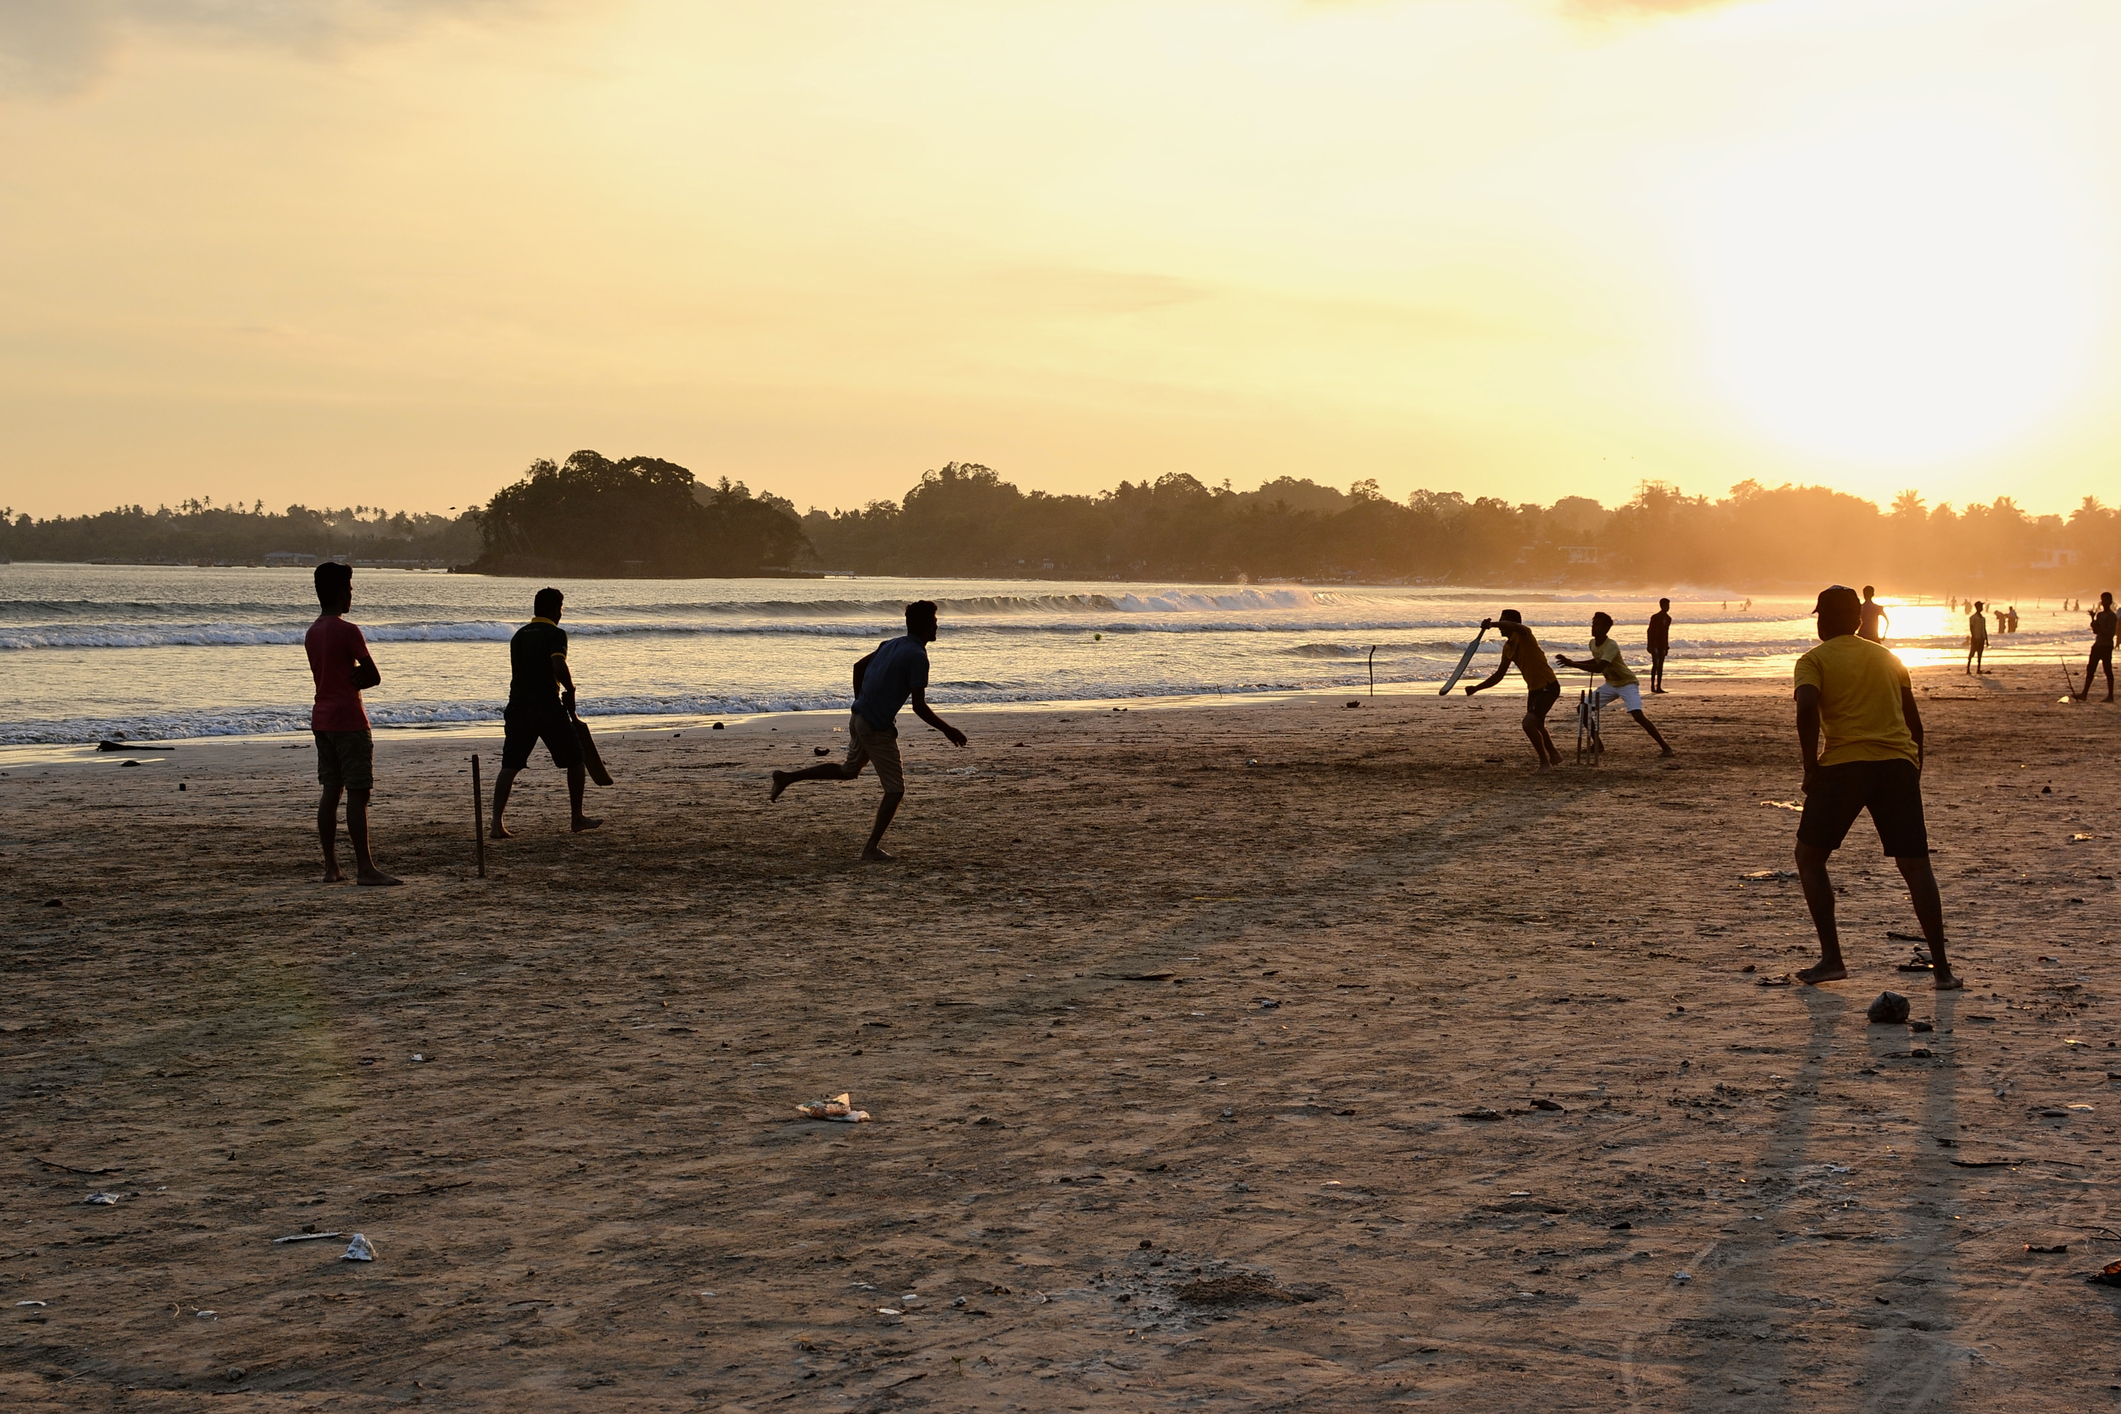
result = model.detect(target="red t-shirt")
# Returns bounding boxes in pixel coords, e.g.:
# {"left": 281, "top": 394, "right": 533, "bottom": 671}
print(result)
{"left": 306, "top": 615, "right": 371, "bottom": 732}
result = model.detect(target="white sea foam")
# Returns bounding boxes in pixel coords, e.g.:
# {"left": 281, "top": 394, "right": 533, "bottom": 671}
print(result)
{"left": 1, "top": 563, "right": 2093, "bottom": 744}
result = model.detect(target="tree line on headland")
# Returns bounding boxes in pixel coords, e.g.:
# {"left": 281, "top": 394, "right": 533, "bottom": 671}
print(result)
{"left": 3, "top": 451, "right": 2114, "bottom": 591}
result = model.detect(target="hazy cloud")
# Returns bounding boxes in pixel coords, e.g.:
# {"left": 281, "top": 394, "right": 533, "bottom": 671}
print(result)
{"left": 0, "top": 0, "right": 553, "bottom": 98}
{"left": 1568, "top": 0, "right": 1750, "bottom": 14}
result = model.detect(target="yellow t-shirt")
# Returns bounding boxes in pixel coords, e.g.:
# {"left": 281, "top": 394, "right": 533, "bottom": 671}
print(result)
{"left": 1793, "top": 634, "right": 1918, "bottom": 767}
{"left": 1587, "top": 638, "right": 1637, "bottom": 688}
{"left": 1497, "top": 624, "right": 1558, "bottom": 691}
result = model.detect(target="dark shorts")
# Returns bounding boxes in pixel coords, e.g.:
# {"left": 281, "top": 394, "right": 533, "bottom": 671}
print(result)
{"left": 1526, "top": 682, "right": 1561, "bottom": 718}
{"left": 1798, "top": 758, "right": 1928, "bottom": 858}
{"left": 2090, "top": 641, "right": 2114, "bottom": 669}
{"left": 502, "top": 703, "right": 582, "bottom": 772}
{"left": 314, "top": 730, "right": 374, "bottom": 792}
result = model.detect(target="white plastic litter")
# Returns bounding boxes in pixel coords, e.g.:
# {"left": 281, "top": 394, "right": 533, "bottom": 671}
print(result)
{"left": 341, "top": 1233, "right": 376, "bottom": 1262}
{"left": 83, "top": 1192, "right": 120, "bottom": 1205}
{"left": 796, "top": 1092, "right": 871, "bottom": 1122}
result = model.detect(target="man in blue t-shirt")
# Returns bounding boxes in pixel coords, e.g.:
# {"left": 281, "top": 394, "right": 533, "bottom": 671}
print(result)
{"left": 770, "top": 600, "right": 967, "bottom": 860}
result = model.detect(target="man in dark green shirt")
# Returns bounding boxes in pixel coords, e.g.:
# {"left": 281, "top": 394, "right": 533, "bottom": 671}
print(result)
{"left": 491, "top": 586, "right": 600, "bottom": 837}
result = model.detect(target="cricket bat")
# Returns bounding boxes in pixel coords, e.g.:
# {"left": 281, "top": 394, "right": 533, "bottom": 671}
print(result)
{"left": 572, "top": 713, "right": 614, "bottom": 787}
{"left": 1438, "top": 626, "right": 1490, "bottom": 696}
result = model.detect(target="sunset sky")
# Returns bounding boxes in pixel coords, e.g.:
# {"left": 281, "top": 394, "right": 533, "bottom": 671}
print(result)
{"left": 3, "top": 0, "right": 2118, "bottom": 519}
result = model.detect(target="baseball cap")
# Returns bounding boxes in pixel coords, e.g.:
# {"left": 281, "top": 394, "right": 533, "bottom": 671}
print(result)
{"left": 1812, "top": 584, "right": 1859, "bottom": 616}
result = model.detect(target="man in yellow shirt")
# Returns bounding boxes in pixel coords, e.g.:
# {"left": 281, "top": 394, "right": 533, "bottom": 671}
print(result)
{"left": 1556, "top": 612, "right": 1674, "bottom": 757}
{"left": 1463, "top": 609, "right": 1562, "bottom": 770}
{"left": 1792, "top": 584, "right": 1962, "bottom": 990}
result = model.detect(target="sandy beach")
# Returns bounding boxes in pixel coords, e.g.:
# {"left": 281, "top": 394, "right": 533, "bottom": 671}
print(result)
{"left": 4, "top": 664, "right": 2119, "bottom": 1411}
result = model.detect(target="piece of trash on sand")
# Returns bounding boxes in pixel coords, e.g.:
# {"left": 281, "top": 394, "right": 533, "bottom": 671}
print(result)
{"left": 2071, "top": 833, "right": 2094, "bottom": 843}
{"left": 813, "top": 746, "right": 830, "bottom": 756}
{"left": 1910, "top": 1020, "right": 1934, "bottom": 1033}
{"left": 16, "top": 1300, "right": 46, "bottom": 1307}
{"left": 1742, "top": 869, "right": 1797, "bottom": 881}
{"left": 2025, "top": 1244, "right": 2068, "bottom": 1254}
{"left": 1673, "top": 1271, "right": 1692, "bottom": 1283}
{"left": 2091, "top": 1260, "right": 2121, "bottom": 1288}
{"left": 1530, "top": 1098, "right": 1565, "bottom": 1112}
{"left": 1757, "top": 976, "right": 1792, "bottom": 988}
{"left": 1458, "top": 1107, "right": 1504, "bottom": 1121}
{"left": 341, "top": 1233, "right": 376, "bottom": 1262}
{"left": 273, "top": 1232, "right": 343, "bottom": 1244}
{"left": 2069, "top": 1104, "right": 2095, "bottom": 1112}
{"left": 1867, "top": 991, "right": 1912, "bottom": 1025}
{"left": 83, "top": 1192, "right": 120, "bottom": 1205}
{"left": 1761, "top": 799, "right": 1802, "bottom": 812}
{"left": 796, "top": 1093, "right": 871, "bottom": 1122}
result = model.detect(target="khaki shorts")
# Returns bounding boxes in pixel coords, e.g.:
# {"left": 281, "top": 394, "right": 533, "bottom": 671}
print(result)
{"left": 846, "top": 712, "right": 905, "bottom": 793}
{"left": 314, "top": 729, "right": 374, "bottom": 792}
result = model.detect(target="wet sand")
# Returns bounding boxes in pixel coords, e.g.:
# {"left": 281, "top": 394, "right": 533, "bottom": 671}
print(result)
{"left": 4, "top": 665, "right": 2119, "bottom": 1411}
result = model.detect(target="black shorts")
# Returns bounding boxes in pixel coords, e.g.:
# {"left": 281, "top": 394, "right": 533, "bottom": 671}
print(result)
{"left": 1526, "top": 682, "right": 1561, "bottom": 718}
{"left": 2090, "top": 641, "right": 2114, "bottom": 670}
{"left": 1798, "top": 759, "right": 1928, "bottom": 858}
{"left": 502, "top": 704, "right": 582, "bottom": 772}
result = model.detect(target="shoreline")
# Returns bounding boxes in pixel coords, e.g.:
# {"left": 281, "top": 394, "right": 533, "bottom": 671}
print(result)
{"left": 3, "top": 657, "right": 2105, "bottom": 773}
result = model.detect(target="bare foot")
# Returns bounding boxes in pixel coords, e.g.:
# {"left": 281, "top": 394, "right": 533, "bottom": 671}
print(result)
{"left": 769, "top": 770, "right": 790, "bottom": 802}
{"left": 489, "top": 823, "right": 513, "bottom": 840}
{"left": 1536, "top": 759, "right": 1551, "bottom": 772}
{"left": 572, "top": 816, "right": 603, "bottom": 833}
{"left": 357, "top": 870, "right": 403, "bottom": 887}
{"left": 860, "top": 846, "right": 897, "bottom": 863}
{"left": 1660, "top": 747, "right": 1677, "bottom": 758}
{"left": 1934, "top": 972, "right": 1965, "bottom": 991}
{"left": 321, "top": 869, "right": 346, "bottom": 884}
{"left": 1794, "top": 962, "right": 1848, "bottom": 985}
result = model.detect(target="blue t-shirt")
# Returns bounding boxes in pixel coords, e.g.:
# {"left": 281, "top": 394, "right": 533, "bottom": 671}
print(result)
{"left": 854, "top": 636, "right": 929, "bottom": 730}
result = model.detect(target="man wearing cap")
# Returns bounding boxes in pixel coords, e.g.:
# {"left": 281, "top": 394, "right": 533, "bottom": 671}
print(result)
{"left": 305, "top": 562, "right": 399, "bottom": 885}
{"left": 1463, "top": 609, "right": 1562, "bottom": 769}
{"left": 1791, "top": 584, "right": 1961, "bottom": 990}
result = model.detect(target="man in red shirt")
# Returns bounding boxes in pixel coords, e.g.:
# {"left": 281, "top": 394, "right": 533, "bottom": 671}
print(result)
{"left": 305, "top": 563, "right": 399, "bottom": 885}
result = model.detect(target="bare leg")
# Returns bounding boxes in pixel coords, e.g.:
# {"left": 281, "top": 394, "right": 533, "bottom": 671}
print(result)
{"left": 1628, "top": 709, "right": 1676, "bottom": 757}
{"left": 490, "top": 766, "right": 518, "bottom": 838}
{"left": 1793, "top": 840, "right": 1847, "bottom": 983}
{"left": 770, "top": 761, "right": 859, "bottom": 801}
{"left": 861, "top": 790, "right": 904, "bottom": 861}
{"left": 1533, "top": 719, "right": 1561, "bottom": 767}
{"left": 1895, "top": 854, "right": 1961, "bottom": 990}
{"left": 1520, "top": 711, "right": 1552, "bottom": 770}
{"left": 346, "top": 787, "right": 401, "bottom": 886}
{"left": 318, "top": 784, "right": 346, "bottom": 882}
{"left": 569, "top": 762, "right": 601, "bottom": 832}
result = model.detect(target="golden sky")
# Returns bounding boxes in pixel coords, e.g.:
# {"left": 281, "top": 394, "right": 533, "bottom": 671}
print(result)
{"left": 3, "top": 0, "right": 2118, "bottom": 518}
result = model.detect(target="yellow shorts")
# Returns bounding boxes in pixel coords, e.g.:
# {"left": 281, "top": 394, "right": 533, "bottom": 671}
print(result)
{"left": 846, "top": 712, "right": 905, "bottom": 793}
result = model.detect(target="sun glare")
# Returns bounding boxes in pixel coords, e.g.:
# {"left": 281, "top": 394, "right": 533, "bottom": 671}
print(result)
{"left": 1687, "top": 115, "right": 2102, "bottom": 467}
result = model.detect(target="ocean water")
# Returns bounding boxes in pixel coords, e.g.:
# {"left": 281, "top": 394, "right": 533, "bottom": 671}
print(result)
{"left": 0, "top": 563, "right": 2097, "bottom": 747}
